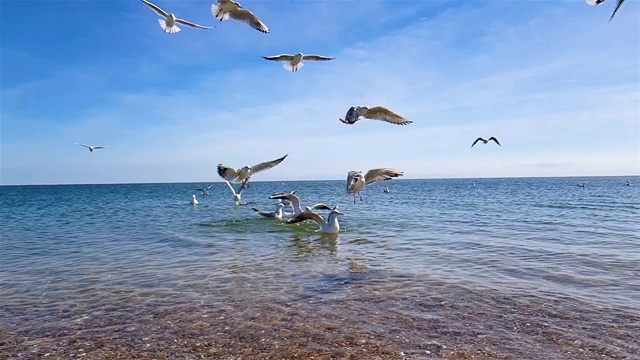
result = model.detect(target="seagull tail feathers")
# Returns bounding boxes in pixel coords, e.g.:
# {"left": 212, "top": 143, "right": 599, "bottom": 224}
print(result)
{"left": 210, "top": 4, "right": 230, "bottom": 21}
{"left": 283, "top": 62, "right": 303, "bottom": 72}
{"left": 158, "top": 19, "right": 181, "bottom": 34}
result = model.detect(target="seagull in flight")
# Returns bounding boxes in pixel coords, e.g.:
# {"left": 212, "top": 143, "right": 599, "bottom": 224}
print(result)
{"left": 262, "top": 53, "right": 335, "bottom": 72}
{"left": 211, "top": 0, "right": 269, "bottom": 33}
{"left": 251, "top": 203, "right": 286, "bottom": 221}
{"left": 585, "top": 0, "right": 626, "bottom": 22}
{"left": 286, "top": 206, "right": 344, "bottom": 234}
{"left": 217, "top": 154, "right": 288, "bottom": 192}
{"left": 74, "top": 143, "right": 107, "bottom": 153}
{"left": 347, "top": 168, "right": 404, "bottom": 204}
{"left": 141, "top": 0, "right": 212, "bottom": 34}
{"left": 269, "top": 191, "right": 333, "bottom": 217}
{"left": 339, "top": 106, "right": 413, "bottom": 126}
{"left": 222, "top": 179, "right": 246, "bottom": 206}
{"left": 195, "top": 184, "right": 214, "bottom": 195}
{"left": 471, "top": 137, "right": 501, "bottom": 147}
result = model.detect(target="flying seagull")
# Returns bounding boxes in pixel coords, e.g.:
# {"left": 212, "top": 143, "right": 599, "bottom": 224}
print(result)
{"left": 585, "top": 0, "right": 626, "bottom": 22}
{"left": 286, "top": 206, "right": 344, "bottom": 234}
{"left": 347, "top": 168, "right": 404, "bottom": 204}
{"left": 262, "top": 53, "right": 335, "bottom": 72}
{"left": 222, "top": 179, "right": 246, "bottom": 205}
{"left": 268, "top": 191, "right": 333, "bottom": 217}
{"left": 471, "top": 137, "right": 501, "bottom": 147}
{"left": 74, "top": 143, "right": 107, "bottom": 153}
{"left": 211, "top": 0, "right": 269, "bottom": 33}
{"left": 339, "top": 106, "right": 413, "bottom": 126}
{"left": 195, "top": 184, "right": 214, "bottom": 195}
{"left": 141, "top": 0, "right": 212, "bottom": 34}
{"left": 251, "top": 202, "right": 286, "bottom": 221}
{"left": 217, "top": 154, "right": 288, "bottom": 192}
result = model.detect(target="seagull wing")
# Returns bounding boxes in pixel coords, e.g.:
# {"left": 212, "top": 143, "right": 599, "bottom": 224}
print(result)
{"left": 175, "top": 18, "right": 212, "bottom": 29}
{"left": 250, "top": 154, "right": 288, "bottom": 175}
{"left": 608, "top": 0, "right": 625, "bottom": 21}
{"left": 471, "top": 137, "right": 485, "bottom": 147}
{"left": 222, "top": 179, "right": 238, "bottom": 196}
{"left": 302, "top": 55, "right": 336, "bottom": 61}
{"left": 74, "top": 143, "right": 91, "bottom": 149}
{"left": 362, "top": 106, "right": 413, "bottom": 125}
{"left": 585, "top": 0, "right": 605, "bottom": 5}
{"left": 488, "top": 137, "right": 501, "bottom": 146}
{"left": 269, "top": 193, "right": 301, "bottom": 210}
{"left": 140, "top": 0, "right": 169, "bottom": 17}
{"left": 227, "top": 8, "right": 269, "bottom": 33}
{"left": 92, "top": 146, "right": 106, "bottom": 150}
{"left": 346, "top": 171, "right": 360, "bottom": 193}
{"left": 262, "top": 54, "right": 295, "bottom": 61}
{"left": 217, "top": 164, "right": 240, "bottom": 182}
{"left": 364, "top": 168, "right": 404, "bottom": 185}
{"left": 309, "top": 203, "right": 333, "bottom": 210}
{"left": 286, "top": 211, "right": 325, "bottom": 226}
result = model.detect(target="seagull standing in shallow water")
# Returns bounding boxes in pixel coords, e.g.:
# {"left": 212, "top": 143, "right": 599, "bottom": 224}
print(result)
{"left": 217, "top": 154, "right": 288, "bottom": 192}
{"left": 191, "top": 194, "right": 199, "bottom": 205}
{"left": 141, "top": 0, "right": 212, "bottom": 34}
{"left": 339, "top": 106, "right": 413, "bottom": 126}
{"left": 251, "top": 203, "right": 286, "bottom": 221}
{"left": 210, "top": 0, "right": 269, "bottom": 33}
{"left": 74, "top": 143, "right": 107, "bottom": 153}
{"left": 471, "top": 137, "right": 501, "bottom": 147}
{"left": 262, "top": 53, "right": 335, "bottom": 72}
{"left": 347, "top": 168, "right": 404, "bottom": 204}
{"left": 286, "top": 206, "right": 344, "bottom": 234}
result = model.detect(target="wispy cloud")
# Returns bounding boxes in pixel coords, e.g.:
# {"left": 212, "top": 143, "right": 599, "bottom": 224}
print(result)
{"left": 1, "top": 0, "right": 638, "bottom": 185}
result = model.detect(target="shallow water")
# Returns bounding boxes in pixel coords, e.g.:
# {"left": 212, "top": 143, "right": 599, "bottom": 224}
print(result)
{"left": 1, "top": 177, "right": 639, "bottom": 359}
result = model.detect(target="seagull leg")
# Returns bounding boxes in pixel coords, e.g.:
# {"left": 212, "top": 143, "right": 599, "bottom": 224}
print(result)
{"left": 359, "top": 194, "right": 363, "bottom": 202}
{"left": 353, "top": 194, "right": 356, "bottom": 204}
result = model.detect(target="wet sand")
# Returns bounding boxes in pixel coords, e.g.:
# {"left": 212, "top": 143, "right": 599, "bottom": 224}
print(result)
{"left": 2, "top": 276, "right": 638, "bottom": 360}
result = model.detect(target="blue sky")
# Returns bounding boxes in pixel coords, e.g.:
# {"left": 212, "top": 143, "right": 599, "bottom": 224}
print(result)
{"left": 1, "top": 0, "right": 638, "bottom": 185}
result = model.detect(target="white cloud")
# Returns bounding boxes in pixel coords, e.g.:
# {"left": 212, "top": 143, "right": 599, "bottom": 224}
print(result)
{"left": 1, "top": 0, "right": 639, "bottom": 185}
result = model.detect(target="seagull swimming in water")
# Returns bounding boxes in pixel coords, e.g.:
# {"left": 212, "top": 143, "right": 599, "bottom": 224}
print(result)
{"left": 195, "top": 184, "right": 214, "bottom": 195}
{"left": 268, "top": 191, "right": 333, "bottom": 217}
{"left": 74, "top": 143, "right": 107, "bottom": 153}
{"left": 251, "top": 202, "right": 286, "bottom": 221}
{"left": 286, "top": 206, "right": 344, "bottom": 234}
{"left": 262, "top": 53, "right": 335, "bottom": 72}
{"left": 347, "top": 168, "right": 404, "bottom": 204}
{"left": 471, "top": 137, "right": 501, "bottom": 147}
{"left": 191, "top": 194, "right": 199, "bottom": 205}
{"left": 585, "top": 0, "right": 626, "bottom": 22}
{"left": 222, "top": 179, "right": 246, "bottom": 205}
{"left": 141, "top": 0, "right": 212, "bottom": 34}
{"left": 210, "top": 0, "right": 269, "bottom": 33}
{"left": 217, "top": 154, "right": 288, "bottom": 192}
{"left": 339, "top": 106, "right": 413, "bottom": 126}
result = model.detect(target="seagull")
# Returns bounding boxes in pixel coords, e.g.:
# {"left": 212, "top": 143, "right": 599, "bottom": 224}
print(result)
{"left": 626, "top": 181, "right": 632, "bottom": 186}
{"left": 339, "top": 106, "right": 413, "bottom": 126}
{"left": 262, "top": 53, "right": 335, "bottom": 72}
{"left": 577, "top": 182, "right": 586, "bottom": 188}
{"left": 585, "top": 0, "right": 626, "bottom": 22}
{"left": 251, "top": 203, "right": 286, "bottom": 221}
{"left": 191, "top": 194, "right": 199, "bottom": 205}
{"left": 286, "top": 206, "right": 344, "bottom": 234}
{"left": 217, "top": 154, "right": 288, "bottom": 192}
{"left": 74, "top": 143, "right": 107, "bottom": 153}
{"left": 210, "top": 0, "right": 269, "bottom": 33}
{"left": 383, "top": 186, "right": 390, "bottom": 193}
{"left": 347, "top": 168, "right": 404, "bottom": 204}
{"left": 222, "top": 179, "right": 245, "bottom": 205}
{"left": 141, "top": 0, "right": 212, "bottom": 34}
{"left": 268, "top": 192, "right": 333, "bottom": 217}
{"left": 195, "top": 184, "right": 214, "bottom": 195}
{"left": 471, "top": 137, "right": 501, "bottom": 147}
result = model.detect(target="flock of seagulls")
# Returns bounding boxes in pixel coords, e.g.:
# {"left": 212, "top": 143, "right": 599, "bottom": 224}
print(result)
{"left": 71, "top": 0, "right": 630, "bottom": 233}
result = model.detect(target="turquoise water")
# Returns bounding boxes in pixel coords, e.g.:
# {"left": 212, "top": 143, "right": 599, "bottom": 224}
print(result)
{"left": 1, "top": 177, "right": 639, "bottom": 359}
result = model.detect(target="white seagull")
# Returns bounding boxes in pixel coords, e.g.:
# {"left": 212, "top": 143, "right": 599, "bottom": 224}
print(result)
{"left": 141, "top": 0, "right": 212, "bottom": 34}
{"left": 195, "top": 184, "right": 214, "bottom": 195}
{"left": 268, "top": 192, "right": 334, "bottom": 217}
{"left": 347, "top": 168, "right": 404, "bottom": 204}
{"left": 286, "top": 206, "right": 344, "bottom": 234}
{"left": 191, "top": 194, "right": 199, "bottom": 205}
{"left": 74, "top": 143, "right": 107, "bottom": 153}
{"left": 585, "top": 0, "right": 626, "bottom": 22}
{"left": 210, "top": 0, "right": 269, "bottom": 33}
{"left": 222, "top": 179, "right": 246, "bottom": 205}
{"left": 251, "top": 202, "right": 286, "bottom": 221}
{"left": 262, "top": 53, "right": 336, "bottom": 72}
{"left": 217, "top": 154, "right": 288, "bottom": 192}
{"left": 339, "top": 106, "right": 413, "bottom": 126}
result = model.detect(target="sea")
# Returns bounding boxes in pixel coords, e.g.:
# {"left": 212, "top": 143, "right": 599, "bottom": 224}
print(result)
{"left": 1, "top": 176, "right": 639, "bottom": 359}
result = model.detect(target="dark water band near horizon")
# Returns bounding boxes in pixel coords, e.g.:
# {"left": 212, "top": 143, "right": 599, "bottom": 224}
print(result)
{"left": 1, "top": 176, "right": 639, "bottom": 359}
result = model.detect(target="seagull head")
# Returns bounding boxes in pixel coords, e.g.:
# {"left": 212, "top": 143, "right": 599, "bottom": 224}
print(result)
{"left": 233, "top": 193, "right": 241, "bottom": 201}
{"left": 277, "top": 203, "right": 285, "bottom": 209}
{"left": 168, "top": 13, "right": 177, "bottom": 20}
{"left": 331, "top": 207, "right": 344, "bottom": 216}
{"left": 233, "top": 1, "right": 243, "bottom": 8}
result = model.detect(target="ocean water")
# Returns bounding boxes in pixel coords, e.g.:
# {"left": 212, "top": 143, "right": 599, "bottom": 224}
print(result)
{"left": 1, "top": 176, "right": 639, "bottom": 359}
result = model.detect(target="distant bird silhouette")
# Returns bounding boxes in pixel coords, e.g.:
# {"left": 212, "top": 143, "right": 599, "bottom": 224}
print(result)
{"left": 626, "top": 181, "right": 632, "bottom": 186}
{"left": 75, "top": 143, "right": 107, "bottom": 153}
{"left": 585, "top": 0, "right": 626, "bottom": 22}
{"left": 471, "top": 137, "right": 501, "bottom": 147}
{"left": 577, "top": 182, "right": 586, "bottom": 188}
{"left": 196, "top": 184, "right": 214, "bottom": 195}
